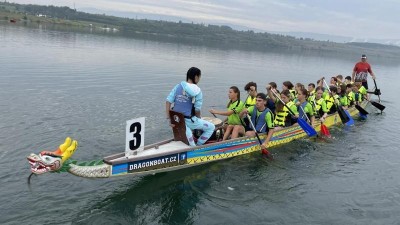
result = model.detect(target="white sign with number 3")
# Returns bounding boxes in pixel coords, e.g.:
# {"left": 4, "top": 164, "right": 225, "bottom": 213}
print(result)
{"left": 125, "top": 117, "right": 145, "bottom": 157}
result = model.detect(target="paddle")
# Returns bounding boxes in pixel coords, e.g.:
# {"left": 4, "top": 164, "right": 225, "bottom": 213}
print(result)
{"left": 344, "top": 109, "right": 355, "bottom": 126}
{"left": 371, "top": 79, "right": 386, "bottom": 112}
{"left": 355, "top": 104, "right": 369, "bottom": 115}
{"left": 320, "top": 122, "right": 331, "bottom": 137}
{"left": 246, "top": 114, "right": 272, "bottom": 158}
{"left": 351, "top": 91, "right": 369, "bottom": 116}
{"left": 298, "top": 101, "right": 313, "bottom": 124}
{"left": 373, "top": 79, "right": 382, "bottom": 102}
{"left": 271, "top": 90, "right": 317, "bottom": 137}
{"left": 365, "top": 99, "right": 386, "bottom": 111}
{"left": 322, "top": 79, "right": 350, "bottom": 124}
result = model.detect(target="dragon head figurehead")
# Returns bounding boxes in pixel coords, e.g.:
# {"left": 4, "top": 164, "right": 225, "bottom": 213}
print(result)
{"left": 27, "top": 137, "right": 78, "bottom": 174}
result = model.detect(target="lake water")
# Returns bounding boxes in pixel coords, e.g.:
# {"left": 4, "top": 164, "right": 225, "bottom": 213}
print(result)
{"left": 1, "top": 22, "right": 400, "bottom": 225}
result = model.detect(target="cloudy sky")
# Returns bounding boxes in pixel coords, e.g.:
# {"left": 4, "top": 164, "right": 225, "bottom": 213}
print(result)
{"left": 10, "top": 0, "right": 400, "bottom": 39}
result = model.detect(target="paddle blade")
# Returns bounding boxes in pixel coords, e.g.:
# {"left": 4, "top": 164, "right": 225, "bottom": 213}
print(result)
{"left": 355, "top": 104, "right": 369, "bottom": 115}
{"left": 337, "top": 105, "right": 350, "bottom": 124}
{"left": 371, "top": 101, "right": 385, "bottom": 111}
{"left": 298, "top": 118, "right": 317, "bottom": 137}
{"left": 261, "top": 147, "right": 273, "bottom": 159}
{"left": 358, "top": 112, "right": 368, "bottom": 120}
{"left": 344, "top": 110, "right": 355, "bottom": 126}
{"left": 321, "top": 123, "right": 331, "bottom": 137}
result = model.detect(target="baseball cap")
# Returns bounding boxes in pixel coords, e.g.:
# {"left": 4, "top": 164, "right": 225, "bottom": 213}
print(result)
{"left": 361, "top": 54, "right": 367, "bottom": 59}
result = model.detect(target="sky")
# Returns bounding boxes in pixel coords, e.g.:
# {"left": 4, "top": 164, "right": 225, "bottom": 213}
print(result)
{"left": 9, "top": 0, "right": 400, "bottom": 40}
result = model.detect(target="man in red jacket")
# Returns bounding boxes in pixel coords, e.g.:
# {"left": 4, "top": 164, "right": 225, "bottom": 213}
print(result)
{"left": 351, "top": 54, "right": 376, "bottom": 89}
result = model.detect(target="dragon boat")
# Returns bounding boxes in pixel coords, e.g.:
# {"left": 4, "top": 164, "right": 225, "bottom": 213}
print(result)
{"left": 27, "top": 100, "right": 369, "bottom": 179}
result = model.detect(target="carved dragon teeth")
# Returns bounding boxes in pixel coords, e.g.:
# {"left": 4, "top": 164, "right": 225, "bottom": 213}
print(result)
{"left": 68, "top": 164, "right": 111, "bottom": 178}
{"left": 27, "top": 153, "right": 62, "bottom": 174}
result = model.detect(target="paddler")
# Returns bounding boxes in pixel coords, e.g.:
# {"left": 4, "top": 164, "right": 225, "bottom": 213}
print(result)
{"left": 346, "top": 83, "right": 356, "bottom": 106}
{"left": 307, "top": 83, "right": 316, "bottom": 104}
{"left": 243, "top": 81, "right": 257, "bottom": 108}
{"left": 274, "top": 90, "right": 299, "bottom": 130}
{"left": 325, "top": 85, "right": 338, "bottom": 114}
{"left": 209, "top": 86, "right": 245, "bottom": 140}
{"left": 282, "top": 81, "right": 296, "bottom": 100}
{"left": 313, "top": 86, "right": 329, "bottom": 122}
{"left": 242, "top": 81, "right": 258, "bottom": 132}
{"left": 337, "top": 84, "right": 349, "bottom": 110}
{"left": 296, "top": 88, "right": 315, "bottom": 126}
{"left": 265, "top": 82, "right": 277, "bottom": 114}
{"left": 239, "top": 93, "right": 275, "bottom": 148}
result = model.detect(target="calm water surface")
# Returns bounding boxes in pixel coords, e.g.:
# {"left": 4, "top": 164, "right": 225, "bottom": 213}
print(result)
{"left": 1, "top": 23, "right": 400, "bottom": 225}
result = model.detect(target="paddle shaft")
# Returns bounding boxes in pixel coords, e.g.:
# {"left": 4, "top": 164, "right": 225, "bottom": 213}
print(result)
{"left": 322, "top": 79, "right": 333, "bottom": 94}
{"left": 373, "top": 79, "right": 379, "bottom": 90}
{"left": 246, "top": 114, "right": 265, "bottom": 146}
{"left": 298, "top": 101, "right": 312, "bottom": 124}
{"left": 246, "top": 114, "right": 271, "bottom": 157}
{"left": 373, "top": 79, "right": 381, "bottom": 102}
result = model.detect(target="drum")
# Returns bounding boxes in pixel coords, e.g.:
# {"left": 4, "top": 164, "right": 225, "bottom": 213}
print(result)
{"left": 193, "top": 117, "right": 224, "bottom": 141}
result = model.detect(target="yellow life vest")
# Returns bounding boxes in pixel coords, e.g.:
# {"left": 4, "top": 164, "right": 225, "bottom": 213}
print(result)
{"left": 244, "top": 96, "right": 256, "bottom": 108}
{"left": 308, "top": 94, "right": 316, "bottom": 108}
{"left": 308, "top": 90, "right": 315, "bottom": 102}
{"left": 315, "top": 98, "right": 324, "bottom": 111}
{"left": 347, "top": 92, "right": 355, "bottom": 105}
{"left": 324, "top": 95, "right": 334, "bottom": 111}
{"left": 274, "top": 101, "right": 294, "bottom": 126}
{"left": 289, "top": 89, "right": 296, "bottom": 100}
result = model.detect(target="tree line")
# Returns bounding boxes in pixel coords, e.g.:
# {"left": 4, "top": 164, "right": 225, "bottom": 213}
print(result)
{"left": 2, "top": 2, "right": 400, "bottom": 58}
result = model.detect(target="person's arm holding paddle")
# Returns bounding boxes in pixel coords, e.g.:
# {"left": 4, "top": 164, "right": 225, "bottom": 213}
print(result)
{"left": 262, "top": 110, "right": 275, "bottom": 149}
{"left": 239, "top": 103, "right": 274, "bottom": 147}
{"left": 240, "top": 94, "right": 274, "bottom": 158}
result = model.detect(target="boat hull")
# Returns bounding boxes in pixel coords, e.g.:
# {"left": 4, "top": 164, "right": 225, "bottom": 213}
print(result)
{"left": 99, "top": 101, "right": 368, "bottom": 178}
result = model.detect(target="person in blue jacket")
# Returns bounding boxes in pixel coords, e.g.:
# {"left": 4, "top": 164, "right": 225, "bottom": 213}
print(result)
{"left": 166, "top": 67, "right": 215, "bottom": 146}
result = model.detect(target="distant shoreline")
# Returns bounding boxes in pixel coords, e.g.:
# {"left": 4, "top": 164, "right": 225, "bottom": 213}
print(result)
{"left": 0, "top": 11, "right": 118, "bottom": 30}
{"left": 2, "top": 2, "right": 400, "bottom": 60}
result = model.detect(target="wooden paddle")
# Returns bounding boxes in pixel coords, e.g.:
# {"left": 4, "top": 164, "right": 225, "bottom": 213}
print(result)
{"left": 271, "top": 90, "right": 317, "bottom": 137}
{"left": 322, "top": 79, "right": 350, "bottom": 124}
{"left": 246, "top": 114, "right": 272, "bottom": 158}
